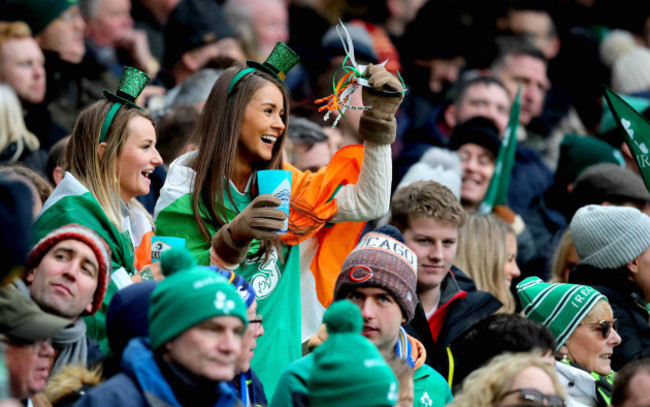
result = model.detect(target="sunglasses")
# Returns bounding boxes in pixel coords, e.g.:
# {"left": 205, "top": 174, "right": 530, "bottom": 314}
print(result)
{"left": 580, "top": 319, "right": 618, "bottom": 339}
{"left": 500, "top": 388, "right": 565, "bottom": 407}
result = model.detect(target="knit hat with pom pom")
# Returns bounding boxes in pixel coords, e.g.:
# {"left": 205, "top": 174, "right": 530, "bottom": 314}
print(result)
{"left": 601, "top": 29, "right": 650, "bottom": 94}
{"left": 148, "top": 247, "right": 248, "bottom": 349}
{"left": 308, "top": 300, "right": 398, "bottom": 407}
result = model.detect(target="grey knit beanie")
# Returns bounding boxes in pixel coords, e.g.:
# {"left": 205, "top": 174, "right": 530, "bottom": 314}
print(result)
{"left": 570, "top": 205, "right": 650, "bottom": 269}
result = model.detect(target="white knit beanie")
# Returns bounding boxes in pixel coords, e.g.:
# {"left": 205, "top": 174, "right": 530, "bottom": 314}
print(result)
{"left": 601, "top": 30, "right": 650, "bottom": 94}
{"left": 570, "top": 205, "right": 650, "bottom": 269}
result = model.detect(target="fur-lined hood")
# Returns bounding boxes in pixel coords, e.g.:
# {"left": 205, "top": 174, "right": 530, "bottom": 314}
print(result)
{"left": 43, "top": 364, "right": 103, "bottom": 406}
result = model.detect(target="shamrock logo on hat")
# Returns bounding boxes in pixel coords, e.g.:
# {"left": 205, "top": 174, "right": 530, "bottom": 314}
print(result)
{"left": 420, "top": 392, "right": 433, "bottom": 407}
{"left": 214, "top": 291, "right": 235, "bottom": 314}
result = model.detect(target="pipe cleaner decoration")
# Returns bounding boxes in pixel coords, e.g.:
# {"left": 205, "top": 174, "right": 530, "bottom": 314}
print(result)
{"left": 315, "top": 21, "right": 405, "bottom": 128}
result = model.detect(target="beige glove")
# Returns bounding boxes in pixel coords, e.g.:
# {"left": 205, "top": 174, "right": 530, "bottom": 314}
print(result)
{"left": 358, "top": 64, "right": 405, "bottom": 144}
{"left": 211, "top": 194, "right": 287, "bottom": 266}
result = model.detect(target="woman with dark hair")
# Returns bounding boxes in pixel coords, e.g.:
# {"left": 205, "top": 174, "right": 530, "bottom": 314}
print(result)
{"left": 154, "top": 43, "right": 403, "bottom": 394}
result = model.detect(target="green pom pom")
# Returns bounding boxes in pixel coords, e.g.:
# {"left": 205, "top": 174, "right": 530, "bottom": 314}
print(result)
{"left": 323, "top": 300, "right": 363, "bottom": 334}
{"left": 160, "top": 247, "right": 197, "bottom": 277}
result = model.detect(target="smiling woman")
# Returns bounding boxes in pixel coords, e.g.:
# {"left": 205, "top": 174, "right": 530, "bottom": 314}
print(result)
{"left": 154, "top": 42, "right": 404, "bottom": 397}
{"left": 31, "top": 67, "right": 164, "bottom": 353}
{"left": 517, "top": 277, "right": 621, "bottom": 407}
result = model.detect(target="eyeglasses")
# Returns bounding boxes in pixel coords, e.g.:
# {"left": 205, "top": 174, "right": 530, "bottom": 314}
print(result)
{"left": 0, "top": 336, "right": 53, "bottom": 354}
{"left": 580, "top": 319, "right": 618, "bottom": 339}
{"left": 500, "top": 388, "right": 565, "bottom": 407}
{"left": 60, "top": 7, "right": 83, "bottom": 22}
{"left": 249, "top": 314, "right": 263, "bottom": 325}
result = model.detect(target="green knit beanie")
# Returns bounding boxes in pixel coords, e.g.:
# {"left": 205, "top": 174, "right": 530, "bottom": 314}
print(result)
{"left": 5, "top": 0, "right": 78, "bottom": 35}
{"left": 516, "top": 277, "right": 607, "bottom": 351}
{"left": 308, "top": 300, "right": 398, "bottom": 407}
{"left": 148, "top": 248, "right": 248, "bottom": 349}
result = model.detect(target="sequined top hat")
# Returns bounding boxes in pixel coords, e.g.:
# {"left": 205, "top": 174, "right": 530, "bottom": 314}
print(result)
{"left": 99, "top": 67, "right": 150, "bottom": 142}
{"left": 228, "top": 42, "right": 300, "bottom": 95}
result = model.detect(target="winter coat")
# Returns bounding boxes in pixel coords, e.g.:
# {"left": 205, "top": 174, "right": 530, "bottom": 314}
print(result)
{"left": 72, "top": 338, "right": 241, "bottom": 407}
{"left": 405, "top": 266, "right": 502, "bottom": 387}
{"left": 569, "top": 264, "right": 650, "bottom": 371}
{"left": 554, "top": 360, "right": 613, "bottom": 407}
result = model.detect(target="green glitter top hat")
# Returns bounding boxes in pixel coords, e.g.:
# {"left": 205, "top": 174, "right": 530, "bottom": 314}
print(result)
{"left": 102, "top": 66, "right": 150, "bottom": 110}
{"left": 228, "top": 42, "right": 300, "bottom": 95}
{"left": 248, "top": 42, "right": 299, "bottom": 81}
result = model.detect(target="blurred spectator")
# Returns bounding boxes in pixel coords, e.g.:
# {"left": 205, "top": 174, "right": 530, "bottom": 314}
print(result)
{"left": 0, "top": 164, "right": 52, "bottom": 218}
{"left": 0, "top": 22, "right": 45, "bottom": 105}
{"left": 0, "top": 174, "right": 34, "bottom": 281}
{"left": 155, "top": 104, "right": 201, "bottom": 167}
{"left": 0, "top": 85, "right": 43, "bottom": 171}
{"left": 449, "top": 352, "right": 565, "bottom": 407}
{"left": 5, "top": 0, "right": 119, "bottom": 136}
{"left": 0, "top": 286, "right": 71, "bottom": 405}
{"left": 286, "top": 116, "right": 332, "bottom": 173}
{"left": 45, "top": 135, "right": 70, "bottom": 186}
{"left": 455, "top": 213, "right": 520, "bottom": 314}
{"left": 162, "top": 0, "right": 244, "bottom": 89}
{"left": 81, "top": 0, "right": 159, "bottom": 79}
{"left": 223, "top": 0, "right": 288, "bottom": 61}
{"left": 611, "top": 358, "right": 650, "bottom": 407}
{"left": 130, "top": 0, "right": 182, "bottom": 62}
{"left": 452, "top": 313, "right": 557, "bottom": 390}
{"left": 601, "top": 29, "right": 650, "bottom": 95}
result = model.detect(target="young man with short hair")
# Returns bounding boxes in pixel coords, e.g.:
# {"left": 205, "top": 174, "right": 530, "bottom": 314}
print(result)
{"left": 390, "top": 180, "right": 502, "bottom": 387}
{"left": 272, "top": 225, "right": 452, "bottom": 407}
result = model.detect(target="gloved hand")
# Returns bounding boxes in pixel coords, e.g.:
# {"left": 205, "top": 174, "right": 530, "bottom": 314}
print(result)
{"left": 358, "top": 63, "right": 405, "bottom": 144}
{"left": 211, "top": 194, "right": 287, "bottom": 266}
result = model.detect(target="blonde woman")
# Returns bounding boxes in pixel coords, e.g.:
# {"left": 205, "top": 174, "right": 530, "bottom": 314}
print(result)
{"left": 455, "top": 213, "right": 520, "bottom": 313}
{"left": 32, "top": 67, "right": 163, "bottom": 352}
{"left": 449, "top": 352, "right": 566, "bottom": 407}
{"left": 0, "top": 85, "right": 40, "bottom": 163}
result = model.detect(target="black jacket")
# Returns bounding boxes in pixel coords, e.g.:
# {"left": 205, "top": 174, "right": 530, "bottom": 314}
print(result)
{"left": 569, "top": 263, "right": 650, "bottom": 371}
{"left": 404, "top": 266, "right": 502, "bottom": 386}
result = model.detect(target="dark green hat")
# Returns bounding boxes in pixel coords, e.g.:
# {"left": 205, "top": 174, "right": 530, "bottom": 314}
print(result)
{"left": 99, "top": 66, "right": 150, "bottom": 143}
{"left": 228, "top": 42, "right": 300, "bottom": 95}
{"left": 148, "top": 248, "right": 248, "bottom": 349}
{"left": 4, "top": 0, "right": 78, "bottom": 35}
{"left": 308, "top": 300, "right": 398, "bottom": 407}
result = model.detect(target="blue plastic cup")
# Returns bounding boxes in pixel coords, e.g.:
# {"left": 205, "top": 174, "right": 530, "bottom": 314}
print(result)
{"left": 257, "top": 169, "right": 292, "bottom": 234}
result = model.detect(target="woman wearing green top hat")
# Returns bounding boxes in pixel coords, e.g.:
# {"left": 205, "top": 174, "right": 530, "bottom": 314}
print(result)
{"left": 154, "top": 41, "right": 404, "bottom": 396}
{"left": 31, "top": 67, "right": 164, "bottom": 353}
{"left": 517, "top": 277, "right": 622, "bottom": 407}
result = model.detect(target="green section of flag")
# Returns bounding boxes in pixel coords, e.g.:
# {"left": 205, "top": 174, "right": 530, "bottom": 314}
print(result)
{"left": 604, "top": 87, "right": 650, "bottom": 193}
{"left": 478, "top": 88, "right": 521, "bottom": 214}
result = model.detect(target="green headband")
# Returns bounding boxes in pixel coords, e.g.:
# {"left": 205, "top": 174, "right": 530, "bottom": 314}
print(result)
{"left": 98, "top": 67, "right": 150, "bottom": 143}
{"left": 227, "top": 42, "right": 299, "bottom": 97}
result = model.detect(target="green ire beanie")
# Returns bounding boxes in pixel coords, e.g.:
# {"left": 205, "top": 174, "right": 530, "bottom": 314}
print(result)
{"left": 5, "top": 0, "right": 78, "bottom": 35}
{"left": 517, "top": 277, "right": 606, "bottom": 351}
{"left": 149, "top": 248, "right": 248, "bottom": 349}
{"left": 308, "top": 300, "right": 398, "bottom": 407}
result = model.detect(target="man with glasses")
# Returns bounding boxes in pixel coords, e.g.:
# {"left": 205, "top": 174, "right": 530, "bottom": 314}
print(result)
{"left": 214, "top": 268, "right": 267, "bottom": 406}
{"left": 569, "top": 204, "right": 650, "bottom": 371}
{"left": 0, "top": 286, "right": 72, "bottom": 406}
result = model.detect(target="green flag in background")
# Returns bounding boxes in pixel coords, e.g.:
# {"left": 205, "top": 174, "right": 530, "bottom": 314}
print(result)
{"left": 478, "top": 88, "right": 521, "bottom": 214}
{"left": 604, "top": 87, "right": 650, "bottom": 193}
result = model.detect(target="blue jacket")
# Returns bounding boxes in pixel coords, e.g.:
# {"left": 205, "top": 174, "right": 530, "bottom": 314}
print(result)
{"left": 73, "top": 337, "right": 241, "bottom": 407}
